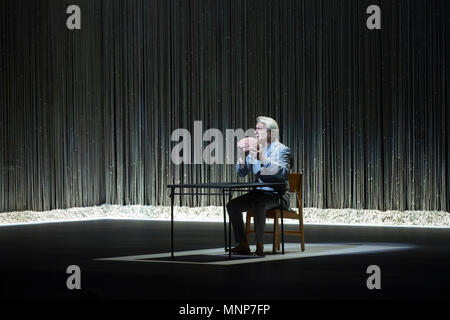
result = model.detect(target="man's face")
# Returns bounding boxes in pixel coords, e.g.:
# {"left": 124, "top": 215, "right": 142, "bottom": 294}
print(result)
{"left": 255, "top": 122, "right": 270, "bottom": 144}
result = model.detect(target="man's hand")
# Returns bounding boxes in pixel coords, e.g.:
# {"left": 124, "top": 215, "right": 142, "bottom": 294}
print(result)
{"left": 237, "top": 137, "right": 258, "bottom": 164}
{"left": 237, "top": 137, "right": 257, "bottom": 152}
{"left": 237, "top": 138, "right": 248, "bottom": 153}
{"left": 248, "top": 144, "right": 258, "bottom": 159}
{"left": 248, "top": 144, "right": 266, "bottom": 163}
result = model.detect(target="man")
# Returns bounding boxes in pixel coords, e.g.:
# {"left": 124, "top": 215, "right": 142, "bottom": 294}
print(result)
{"left": 226, "top": 116, "right": 292, "bottom": 256}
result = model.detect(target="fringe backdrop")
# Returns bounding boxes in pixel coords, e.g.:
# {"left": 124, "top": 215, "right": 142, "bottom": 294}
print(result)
{"left": 1, "top": 0, "right": 449, "bottom": 212}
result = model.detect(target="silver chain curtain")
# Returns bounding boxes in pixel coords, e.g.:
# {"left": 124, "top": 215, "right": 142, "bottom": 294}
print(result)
{"left": 1, "top": 0, "right": 449, "bottom": 212}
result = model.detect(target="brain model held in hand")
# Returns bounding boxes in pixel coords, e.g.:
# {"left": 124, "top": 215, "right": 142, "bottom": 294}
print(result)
{"left": 237, "top": 137, "right": 258, "bottom": 152}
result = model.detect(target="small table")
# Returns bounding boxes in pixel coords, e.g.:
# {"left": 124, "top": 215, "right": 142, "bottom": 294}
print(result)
{"left": 167, "top": 182, "right": 287, "bottom": 259}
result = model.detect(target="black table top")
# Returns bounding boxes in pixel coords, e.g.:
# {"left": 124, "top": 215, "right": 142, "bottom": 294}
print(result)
{"left": 167, "top": 182, "right": 286, "bottom": 189}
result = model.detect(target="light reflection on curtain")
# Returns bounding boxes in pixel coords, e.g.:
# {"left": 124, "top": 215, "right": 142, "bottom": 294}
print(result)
{"left": 1, "top": 0, "right": 449, "bottom": 212}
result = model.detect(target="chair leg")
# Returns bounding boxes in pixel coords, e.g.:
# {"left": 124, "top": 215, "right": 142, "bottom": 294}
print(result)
{"left": 276, "top": 223, "right": 281, "bottom": 251}
{"left": 299, "top": 209, "right": 305, "bottom": 251}
{"left": 272, "top": 218, "right": 277, "bottom": 254}
{"left": 273, "top": 217, "right": 281, "bottom": 252}
{"left": 245, "top": 211, "right": 252, "bottom": 241}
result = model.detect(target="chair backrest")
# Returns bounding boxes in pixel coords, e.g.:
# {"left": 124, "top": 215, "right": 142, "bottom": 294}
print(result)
{"left": 288, "top": 173, "right": 303, "bottom": 210}
{"left": 288, "top": 173, "right": 302, "bottom": 193}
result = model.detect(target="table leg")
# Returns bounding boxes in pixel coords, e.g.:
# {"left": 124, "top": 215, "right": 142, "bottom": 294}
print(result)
{"left": 228, "top": 189, "right": 232, "bottom": 259}
{"left": 280, "top": 193, "right": 285, "bottom": 254}
{"left": 222, "top": 189, "right": 227, "bottom": 252}
{"left": 272, "top": 216, "right": 277, "bottom": 254}
{"left": 170, "top": 187, "right": 175, "bottom": 258}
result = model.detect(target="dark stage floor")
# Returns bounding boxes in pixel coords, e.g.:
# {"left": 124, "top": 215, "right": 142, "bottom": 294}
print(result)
{"left": 0, "top": 219, "right": 449, "bottom": 301}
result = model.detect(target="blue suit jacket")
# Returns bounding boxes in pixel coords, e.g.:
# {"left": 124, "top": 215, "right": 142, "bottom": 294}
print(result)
{"left": 236, "top": 141, "right": 293, "bottom": 207}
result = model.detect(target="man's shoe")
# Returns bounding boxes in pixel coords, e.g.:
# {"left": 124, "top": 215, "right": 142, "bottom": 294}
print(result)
{"left": 254, "top": 243, "right": 265, "bottom": 256}
{"left": 226, "top": 242, "right": 251, "bottom": 255}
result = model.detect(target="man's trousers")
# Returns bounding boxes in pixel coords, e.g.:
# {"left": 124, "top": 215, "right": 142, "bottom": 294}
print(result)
{"left": 226, "top": 190, "right": 282, "bottom": 244}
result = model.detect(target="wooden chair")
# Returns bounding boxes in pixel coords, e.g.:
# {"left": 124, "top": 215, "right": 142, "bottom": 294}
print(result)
{"left": 245, "top": 173, "right": 305, "bottom": 253}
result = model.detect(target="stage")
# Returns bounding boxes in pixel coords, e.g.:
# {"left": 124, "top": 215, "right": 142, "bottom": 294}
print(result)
{"left": 0, "top": 219, "right": 449, "bottom": 300}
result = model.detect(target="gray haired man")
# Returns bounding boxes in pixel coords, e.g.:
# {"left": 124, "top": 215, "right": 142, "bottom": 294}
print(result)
{"left": 226, "top": 116, "right": 292, "bottom": 256}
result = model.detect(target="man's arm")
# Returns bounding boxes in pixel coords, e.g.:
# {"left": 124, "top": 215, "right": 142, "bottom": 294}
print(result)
{"left": 259, "top": 147, "right": 292, "bottom": 182}
{"left": 236, "top": 139, "right": 253, "bottom": 177}
{"left": 236, "top": 154, "right": 250, "bottom": 177}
